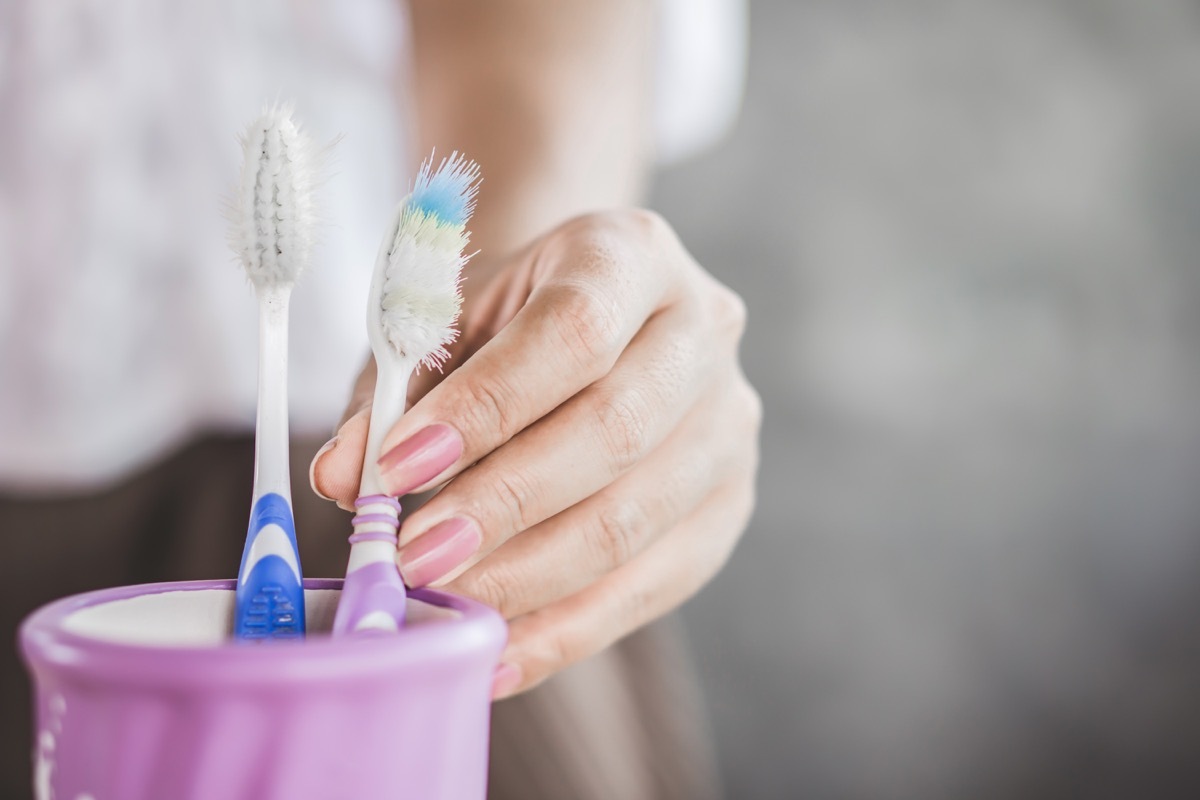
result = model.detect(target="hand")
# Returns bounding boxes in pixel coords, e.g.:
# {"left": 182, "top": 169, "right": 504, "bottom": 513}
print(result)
{"left": 311, "top": 209, "right": 761, "bottom": 698}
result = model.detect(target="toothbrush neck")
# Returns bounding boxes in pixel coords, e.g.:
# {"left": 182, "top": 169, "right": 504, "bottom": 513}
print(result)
{"left": 254, "top": 285, "right": 293, "bottom": 502}
{"left": 358, "top": 359, "right": 413, "bottom": 498}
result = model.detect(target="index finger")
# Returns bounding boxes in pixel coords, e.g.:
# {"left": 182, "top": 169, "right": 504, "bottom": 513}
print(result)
{"left": 376, "top": 212, "right": 679, "bottom": 497}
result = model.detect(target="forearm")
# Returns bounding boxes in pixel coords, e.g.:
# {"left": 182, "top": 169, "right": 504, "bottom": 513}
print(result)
{"left": 408, "top": 0, "right": 655, "bottom": 259}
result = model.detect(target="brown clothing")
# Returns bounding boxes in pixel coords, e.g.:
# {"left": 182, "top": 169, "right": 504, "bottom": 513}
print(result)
{"left": 1, "top": 435, "right": 721, "bottom": 800}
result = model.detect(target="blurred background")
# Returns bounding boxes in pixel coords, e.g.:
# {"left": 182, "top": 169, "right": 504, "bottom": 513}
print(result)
{"left": 659, "top": 0, "right": 1200, "bottom": 797}
{"left": 7, "top": 1, "right": 1200, "bottom": 798}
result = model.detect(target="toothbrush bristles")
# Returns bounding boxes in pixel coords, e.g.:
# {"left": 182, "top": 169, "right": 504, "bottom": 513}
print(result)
{"left": 409, "top": 152, "right": 481, "bottom": 228}
{"left": 229, "top": 103, "right": 319, "bottom": 288}
{"left": 380, "top": 152, "right": 481, "bottom": 371}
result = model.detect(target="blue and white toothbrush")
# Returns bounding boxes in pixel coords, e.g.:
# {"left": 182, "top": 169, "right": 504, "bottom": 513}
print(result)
{"left": 332, "top": 152, "right": 480, "bottom": 635}
{"left": 229, "top": 105, "right": 321, "bottom": 640}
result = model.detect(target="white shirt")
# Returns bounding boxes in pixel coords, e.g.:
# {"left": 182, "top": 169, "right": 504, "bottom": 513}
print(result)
{"left": 0, "top": 0, "right": 744, "bottom": 490}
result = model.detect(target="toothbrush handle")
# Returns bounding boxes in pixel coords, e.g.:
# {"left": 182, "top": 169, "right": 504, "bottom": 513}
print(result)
{"left": 358, "top": 360, "right": 411, "bottom": 498}
{"left": 235, "top": 493, "right": 306, "bottom": 640}
{"left": 330, "top": 353, "right": 414, "bottom": 635}
{"left": 332, "top": 495, "right": 407, "bottom": 634}
{"left": 254, "top": 287, "right": 294, "bottom": 498}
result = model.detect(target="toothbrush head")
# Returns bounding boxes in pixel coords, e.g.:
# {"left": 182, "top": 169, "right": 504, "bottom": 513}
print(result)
{"left": 378, "top": 152, "right": 481, "bottom": 371}
{"left": 230, "top": 103, "right": 319, "bottom": 288}
{"left": 408, "top": 152, "right": 480, "bottom": 228}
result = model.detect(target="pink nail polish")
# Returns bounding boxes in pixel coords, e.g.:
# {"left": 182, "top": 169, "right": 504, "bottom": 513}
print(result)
{"left": 378, "top": 424, "right": 463, "bottom": 495}
{"left": 491, "top": 662, "right": 523, "bottom": 699}
{"left": 397, "top": 517, "right": 481, "bottom": 588}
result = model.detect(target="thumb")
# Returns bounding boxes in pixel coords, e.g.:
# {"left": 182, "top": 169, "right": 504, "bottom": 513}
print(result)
{"left": 309, "top": 357, "right": 377, "bottom": 510}
{"left": 338, "top": 356, "right": 378, "bottom": 429}
{"left": 310, "top": 261, "right": 501, "bottom": 510}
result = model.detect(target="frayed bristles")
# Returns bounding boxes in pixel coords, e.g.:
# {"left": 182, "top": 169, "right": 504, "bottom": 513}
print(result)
{"left": 409, "top": 151, "right": 481, "bottom": 228}
{"left": 228, "top": 103, "right": 322, "bottom": 288}
{"left": 381, "top": 208, "right": 469, "bottom": 370}
{"left": 379, "top": 153, "right": 480, "bottom": 371}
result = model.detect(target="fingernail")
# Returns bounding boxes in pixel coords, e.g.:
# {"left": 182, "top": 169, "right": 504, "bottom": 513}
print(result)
{"left": 378, "top": 424, "right": 463, "bottom": 495}
{"left": 492, "top": 662, "right": 523, "bottom": 700}
{"left": 308, "top": 436, "right": 339, "bottom": 501}
{"left": 396, "top": 517, "right": 480, "bottom": 587}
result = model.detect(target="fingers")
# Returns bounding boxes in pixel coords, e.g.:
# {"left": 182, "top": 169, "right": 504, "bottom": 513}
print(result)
{"left": 439, "top": 376, "right": 750, "bottom": 618}
{"left": 374, "top": 211, "right": 683, "bottom": 497}
{"left": 339, "top": 357, "right": 378, "bottom": 429}
{"left": 393, "top": 302, "right": 719, "bottom": 584}
{"left": 492, "top": 476, "right": 756, "bottom": 699}
{"left": 305, "top": 209, "right": 761, "bottom": 700}
{"left": 309, "top": 350, "right": 440, "bottom": 509}
{"left": 309, "top": 354, "right": 376, "bottom": 509}
{"left": 309, "top": 407, "right": 370, "bottom": 511}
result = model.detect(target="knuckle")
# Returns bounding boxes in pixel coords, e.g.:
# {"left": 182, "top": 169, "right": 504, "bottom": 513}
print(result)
{"left": 451, "top": 374, "right": 520, "bottom": 444}
{"left": 619, "top": 207, "right": 670, "bottom": 241}
{"left": 547, "top": 630, "right": 577, "bottom": 670}
{"left": 592, "top": 388, "right": 653, "bottom": 471}
{"left": 553, "top": 210, "right": 601, "bottom": 237}
{"left": 539, "top": 641, "right": 573, "bottom": 681}
{"left": 489, "top": 470, "right": 540, "bottom": 533}
{"left": 460, "top": 563, "right": 518, "bottom": 617}
{"left": 527, "top": 627, "right": 579, "bottom": 680}
{"left": 546, "top": 282, "right": 624, "bottom": 372}
{"left": 564, "top": 207, "right": 668, "bottom": 244}
{"left": 711, "top": 284, "right": 748, "bottom": 340}
{"left": 617, "top": 581, "right": 654, "bottom": 631}
{"left": 589, "top": 497, "right": 651, "bottom": 569}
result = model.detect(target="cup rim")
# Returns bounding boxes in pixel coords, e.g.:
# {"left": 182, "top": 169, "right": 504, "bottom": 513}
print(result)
{"left": 19, "top": 579, "right": 506, "bottom": 687}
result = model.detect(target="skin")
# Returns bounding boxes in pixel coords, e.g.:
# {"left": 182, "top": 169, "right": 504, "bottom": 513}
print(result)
{"left": 311, "top": 0, "right": 761, "bottom": 699}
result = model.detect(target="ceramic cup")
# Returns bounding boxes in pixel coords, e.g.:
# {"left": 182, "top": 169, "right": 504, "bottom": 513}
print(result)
{"left": 19, "top": 578, "right": 506, "bottom": 800}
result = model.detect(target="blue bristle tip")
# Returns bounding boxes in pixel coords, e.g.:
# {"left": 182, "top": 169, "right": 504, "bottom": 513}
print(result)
{"left": 409, "top": 152, "right": 481, "bottom": 227}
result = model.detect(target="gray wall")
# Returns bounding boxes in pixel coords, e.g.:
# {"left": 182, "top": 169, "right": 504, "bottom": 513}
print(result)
{"left": 654, "top": 2, "right": 1200, "bottom": 797}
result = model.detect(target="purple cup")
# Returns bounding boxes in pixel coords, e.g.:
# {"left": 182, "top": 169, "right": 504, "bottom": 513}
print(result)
{"left": 19, "top": 578, "right": 506, "bottom": 800}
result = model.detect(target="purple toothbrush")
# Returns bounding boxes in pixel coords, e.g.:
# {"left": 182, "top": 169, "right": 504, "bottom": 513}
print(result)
{"left": 332, "top": 153, "right": 480, "bottom": 635}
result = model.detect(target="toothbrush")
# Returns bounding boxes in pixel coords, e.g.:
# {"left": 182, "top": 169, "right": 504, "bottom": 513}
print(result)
{"left": 229, "top": 105, "right": 320, "bottom": 640}
{"left": 332, "top": 152, "right": 480, "bottom": 635}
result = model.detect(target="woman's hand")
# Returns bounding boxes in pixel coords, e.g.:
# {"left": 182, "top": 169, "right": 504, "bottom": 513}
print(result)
{"left": 311, "top": 209, "right": 761, "bottom": 698}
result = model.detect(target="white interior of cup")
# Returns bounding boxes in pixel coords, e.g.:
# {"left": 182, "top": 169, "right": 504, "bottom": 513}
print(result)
{"left": 61, "top": 588, "right": 460, "bottom": 647}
